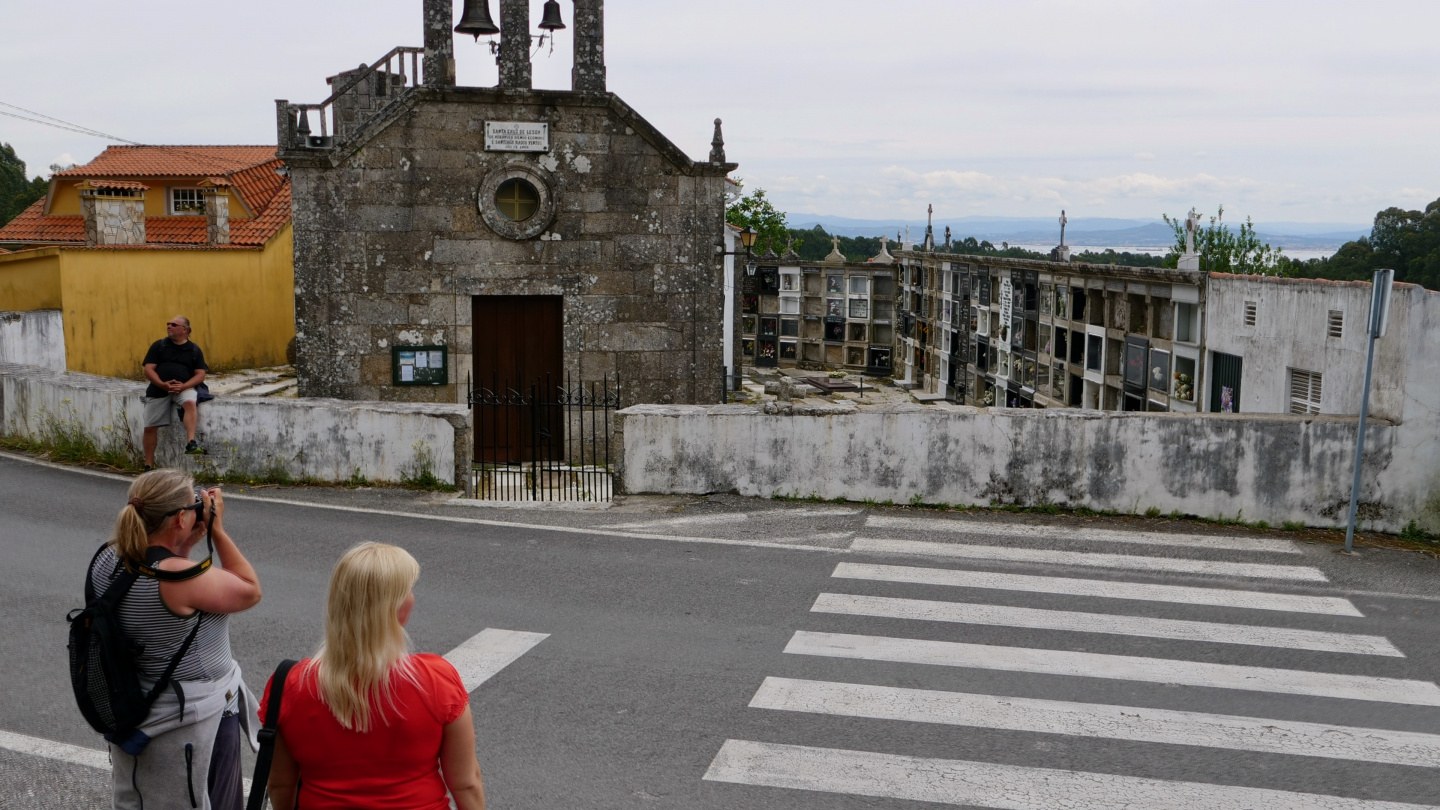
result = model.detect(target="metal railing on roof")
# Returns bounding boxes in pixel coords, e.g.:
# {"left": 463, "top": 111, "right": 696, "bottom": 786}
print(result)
{"left": 279, "top": 46, "right": 425, "bottom": 151}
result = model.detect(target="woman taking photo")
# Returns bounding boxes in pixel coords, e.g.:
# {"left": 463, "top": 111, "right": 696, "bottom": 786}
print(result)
{"left": 260, "top": 542, "right": 485, "bottom": 810}
{"left": 89, "top": 469, "right": 263, "bottom": 810}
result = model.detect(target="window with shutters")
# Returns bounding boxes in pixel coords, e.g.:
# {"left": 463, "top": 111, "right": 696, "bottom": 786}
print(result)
{"left": 1288, "top": 368, "right": 1322, "bottom": 414}
{"left": 1243, "top": 300, "right": 1257, "bottom": 327}
{"left": 1327, "top": 310, "right": 1344, "bottom": 338}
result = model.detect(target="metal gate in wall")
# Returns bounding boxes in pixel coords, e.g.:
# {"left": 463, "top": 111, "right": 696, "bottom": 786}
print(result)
{"left": 468, "top": 373, "right": 621, "bottom": 502}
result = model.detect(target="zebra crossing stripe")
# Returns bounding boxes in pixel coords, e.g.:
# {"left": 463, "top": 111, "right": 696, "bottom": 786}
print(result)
{"left": 832, "top": 562, "right": 1362, "bottom": 615}
{"left": 851, "top": 537, "right": 1329, "bottom": 581}
{"left": 785, "top": 631, "right": 1440, "bottom": 706}
{"left": 867, "top": 514, "right": 1301, "bottom": 554}
{"left": 703, "top": 739, "right": 1440, "bottom": 810}
{"left": 810, "top": 593, "right": 1401, "bottom": 656}
{"left": 748, "top": 677, "right": 1440, "bottom": 768}
{"left": 443, "top": 628, "right": 550, "bottom": 693}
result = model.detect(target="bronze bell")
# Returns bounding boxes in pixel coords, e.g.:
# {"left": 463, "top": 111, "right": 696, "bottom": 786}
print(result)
{"left": 454, "top": 0, "right": 500, "bottom": 39}
{"left": 538, "top": 0, "right": 566, "bottom": 31}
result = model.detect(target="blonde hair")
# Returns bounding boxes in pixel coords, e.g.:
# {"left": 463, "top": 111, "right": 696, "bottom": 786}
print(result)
{"left": 311, "top": 542, "right": 421, "bottom": 732}
{"left": 111, "top": 469, "right": 194, "bottom": 564}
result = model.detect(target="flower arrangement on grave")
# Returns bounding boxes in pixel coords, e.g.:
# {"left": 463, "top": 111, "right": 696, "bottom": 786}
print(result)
{"left": 1173, "top": 371, "right": 1194, "bottom": 402}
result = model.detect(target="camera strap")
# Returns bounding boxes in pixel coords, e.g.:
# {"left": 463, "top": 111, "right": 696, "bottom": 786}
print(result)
{"left": 126, "top": 503, "right": 215, "bottom": 582}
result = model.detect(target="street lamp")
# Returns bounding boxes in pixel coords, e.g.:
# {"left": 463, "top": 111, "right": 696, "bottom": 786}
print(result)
{"left": 719, "top": 226, "right": 761, "bottom": 400}
{"left": 739, "top": 226, "right": 758, "bottom": 275}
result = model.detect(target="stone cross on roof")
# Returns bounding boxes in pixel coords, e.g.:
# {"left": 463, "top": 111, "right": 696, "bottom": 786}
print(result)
{"left": 824, "top": 234, "right": 846, "bottom": 264}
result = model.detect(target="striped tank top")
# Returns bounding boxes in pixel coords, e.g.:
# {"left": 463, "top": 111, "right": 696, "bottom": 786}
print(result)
{"left": 88, "top": 544, "right": 234, "bottom": 681}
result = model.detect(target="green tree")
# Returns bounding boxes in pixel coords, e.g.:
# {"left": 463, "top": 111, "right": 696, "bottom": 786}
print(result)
{"left": 1282, "top": 198, "right": 1440, "bottom": 290}
{"left": 0, "top": 144, "right": 48, "bottom": 229}
{"left": 1161, "top": 206, "right": 1286, "bottom": 275}
{"left": 725, "top": 186, "right": 793, "bottom": 255}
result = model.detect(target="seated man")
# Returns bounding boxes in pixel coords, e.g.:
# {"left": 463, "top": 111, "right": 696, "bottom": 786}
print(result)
{"left": 142, "top": 316, "right": 208, "bottom": 469}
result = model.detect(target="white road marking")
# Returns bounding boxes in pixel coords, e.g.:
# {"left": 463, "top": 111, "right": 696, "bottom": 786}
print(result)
{"left": 832, "top": 562, "right": 1363, "bottom": 616}
{"left": 443, "top": 628, "right": 550, "bottom": 693}
{"left": 0, "top": 730, "right": 254, "bottom": 791}
{"left": 0, "top": 630, "right": 547, "bottom": 778}
{"left": 869, "top": 514, "right": 1300, "bottom": 553}
{"left": 785, "top": 631, "right": 1440, "bottom": 705}
{"left": 749, "top": 677, "right": 1440, "bottom": 768}
{"left": 703, "top": 739, "right": 1440, "bottom": 810}
{"left": 810, "top": 593, "right": 1401, "bottom": 656}
{"left": 608, "top": 507, "right": 860, "bottom": 532}
{"left": 851, "top": 536, "right": 1328, "bottom": 581}
{"left": 0, "top": 730, "right": 109, "bottom": 770}
{"left": 606, "top": 513, "right": 753, "bottom": 530}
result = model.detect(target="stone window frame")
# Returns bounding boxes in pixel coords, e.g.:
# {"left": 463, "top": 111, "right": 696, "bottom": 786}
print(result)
{"left": 169, "top": 187, "right": 207, "bottom": 216}
{"left": 478, "top": 161, "right": 559, "bottom": 240}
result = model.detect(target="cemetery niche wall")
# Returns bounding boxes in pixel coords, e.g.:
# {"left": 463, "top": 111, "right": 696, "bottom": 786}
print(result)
{"left": 280, "top": 0, "right": 736, "bottom": 407}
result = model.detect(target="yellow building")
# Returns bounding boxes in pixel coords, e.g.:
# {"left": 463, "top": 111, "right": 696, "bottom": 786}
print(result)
{"left": 0, "top": 146, "right": 293, "bottom": 377}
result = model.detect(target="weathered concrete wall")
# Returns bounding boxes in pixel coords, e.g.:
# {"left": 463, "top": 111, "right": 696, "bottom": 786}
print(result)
{"left": 0, "top": 363, "right": 469, "bottom": 487}
{"left": 619, "top": 403, "right": 1436, "bottom": 533}
{"left": 0, "top": 310, "right": 65, "bottom": 370}
{"left": 1205, "top": 274, "right": 1435, "bottom": 421}
{"left": 286, "top": 87, "right": 733, "bottom": 408}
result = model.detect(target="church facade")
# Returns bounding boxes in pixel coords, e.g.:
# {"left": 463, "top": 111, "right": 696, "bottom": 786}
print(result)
{"left": 280, "top": 0, "right": 734, "bottom": 407}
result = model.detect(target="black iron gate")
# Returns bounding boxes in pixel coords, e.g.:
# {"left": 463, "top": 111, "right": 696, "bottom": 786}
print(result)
{"left": 467, "top": 373, "right": 620, "bottom": 502}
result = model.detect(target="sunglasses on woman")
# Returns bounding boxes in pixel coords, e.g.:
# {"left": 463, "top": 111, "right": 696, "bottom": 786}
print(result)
{"left": 163, "top": 499, "right": 205, "bottom": 519}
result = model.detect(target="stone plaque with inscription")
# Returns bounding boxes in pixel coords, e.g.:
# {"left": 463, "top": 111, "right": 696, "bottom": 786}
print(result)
{"left": 484, "top": 121, "right": 550, "bottom": 152}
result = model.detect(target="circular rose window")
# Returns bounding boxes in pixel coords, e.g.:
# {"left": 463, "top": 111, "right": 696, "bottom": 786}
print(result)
{"left": 495, "top": 178, "right": 540, "bottom": 222}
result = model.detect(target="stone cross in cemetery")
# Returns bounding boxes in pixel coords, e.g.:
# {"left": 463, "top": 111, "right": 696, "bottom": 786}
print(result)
{"left": 1179, "top": 207, "right": 1202, "bottom": 269}
{"left": 1051, "top": 209, "right": 1071, "bottom": 262}
{"left": 278, "top": 0, "right": 738, "bottom": 408}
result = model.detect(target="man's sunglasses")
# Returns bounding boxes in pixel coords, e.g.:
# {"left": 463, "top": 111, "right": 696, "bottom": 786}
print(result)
{"left": 166, "top": 322, "right": 187, "bottom": 328}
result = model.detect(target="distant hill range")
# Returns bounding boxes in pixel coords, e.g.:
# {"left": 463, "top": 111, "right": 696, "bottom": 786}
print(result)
{"left": 791, "top": 215, "right": 1370, "bottom": 251}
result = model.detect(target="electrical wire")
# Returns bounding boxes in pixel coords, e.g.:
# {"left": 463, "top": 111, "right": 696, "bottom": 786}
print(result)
{"left": 0, "top": 101, "right": 280, "bottom": 177}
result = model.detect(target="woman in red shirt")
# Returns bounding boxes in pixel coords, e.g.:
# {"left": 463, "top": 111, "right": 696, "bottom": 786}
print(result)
{"left": 259, "top": 543, "right": 485, "bottom": 810}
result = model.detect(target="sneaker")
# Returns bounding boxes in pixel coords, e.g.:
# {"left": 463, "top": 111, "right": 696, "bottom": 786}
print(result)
{"left": 143, "top": 464, "right": 153, "bottom": 472}
{"left": 185, "top": 440, "right": 206, "bottom": 456}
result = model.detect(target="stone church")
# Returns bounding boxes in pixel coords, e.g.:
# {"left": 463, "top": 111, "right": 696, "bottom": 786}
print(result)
{"left": 279, "top": 0, "right": 734, "bottom": 408}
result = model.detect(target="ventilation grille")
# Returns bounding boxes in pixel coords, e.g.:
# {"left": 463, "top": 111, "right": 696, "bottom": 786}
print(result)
{"left": 1289, "top": 369, "right": 1322, "bottom": 415}
{"left": 1244, "top": 300, "right": 1258, "bottom": 327}
{"left": 1328, "top": 310, "right": 1344, "bottom": 338}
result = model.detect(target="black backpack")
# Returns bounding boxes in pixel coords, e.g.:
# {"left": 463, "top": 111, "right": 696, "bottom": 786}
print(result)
{"left": 67, "top": 543, "right": 207, "bottom": 737}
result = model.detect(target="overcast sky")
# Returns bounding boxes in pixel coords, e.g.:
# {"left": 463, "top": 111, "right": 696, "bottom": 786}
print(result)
{"left": 3, "top": 1, "right": 1437, "bottom": 226}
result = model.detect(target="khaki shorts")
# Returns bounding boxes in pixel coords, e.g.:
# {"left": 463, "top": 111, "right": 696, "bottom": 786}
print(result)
{"left": 142, "top": 388, "right": 198, "bottom": 428}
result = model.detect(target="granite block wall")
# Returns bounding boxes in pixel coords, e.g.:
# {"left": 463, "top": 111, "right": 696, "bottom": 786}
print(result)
{"left": 285, "top": 88, "right": 732, "bottom": 408}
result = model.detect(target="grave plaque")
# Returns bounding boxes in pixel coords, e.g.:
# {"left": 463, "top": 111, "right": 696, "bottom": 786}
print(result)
{"left": 484, "top": 122, "right": 550, "bottom": 152}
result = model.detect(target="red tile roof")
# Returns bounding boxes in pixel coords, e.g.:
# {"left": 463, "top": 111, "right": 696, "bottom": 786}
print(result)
{"left": 0, "top": 182, "right": 291, "bottom": 249}
{"left": 52, "top": 145, "right": 278, "bottom": 179}
{"left": 0, "top": 144, "right": 290, "bottom": 249}
{"left": 0, "top": 200, "right": 82, "bottom": 244}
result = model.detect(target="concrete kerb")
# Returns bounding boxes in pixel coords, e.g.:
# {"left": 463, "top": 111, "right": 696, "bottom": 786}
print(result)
{"left": 0, "top": 363, "right": 470, "bottom": 488}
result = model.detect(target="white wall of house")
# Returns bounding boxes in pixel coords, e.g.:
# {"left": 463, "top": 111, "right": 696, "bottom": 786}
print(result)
{"left": 1203, "top": 275, "right": 1432, "bottom": 422}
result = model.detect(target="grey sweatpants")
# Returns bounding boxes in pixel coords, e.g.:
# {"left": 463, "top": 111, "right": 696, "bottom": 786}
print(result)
{"left": 109, "top": 710, "right": 242, "bottom": 810}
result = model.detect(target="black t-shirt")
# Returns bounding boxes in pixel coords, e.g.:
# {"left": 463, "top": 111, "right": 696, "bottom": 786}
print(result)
{"left": 143, "top": 339, "right": 207, "bottom": 398}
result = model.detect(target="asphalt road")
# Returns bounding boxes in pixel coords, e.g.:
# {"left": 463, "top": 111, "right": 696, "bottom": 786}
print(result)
{"left": 2, "top": 452, "right": 1439, "bottom": 809}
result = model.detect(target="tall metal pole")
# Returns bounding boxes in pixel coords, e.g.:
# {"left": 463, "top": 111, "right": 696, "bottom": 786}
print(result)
{"left": 1344, "top": 269, "right": 1393, "bottom": 554}
{"left": 1342, "top": 321, "right": 1377, "bottom": 554}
